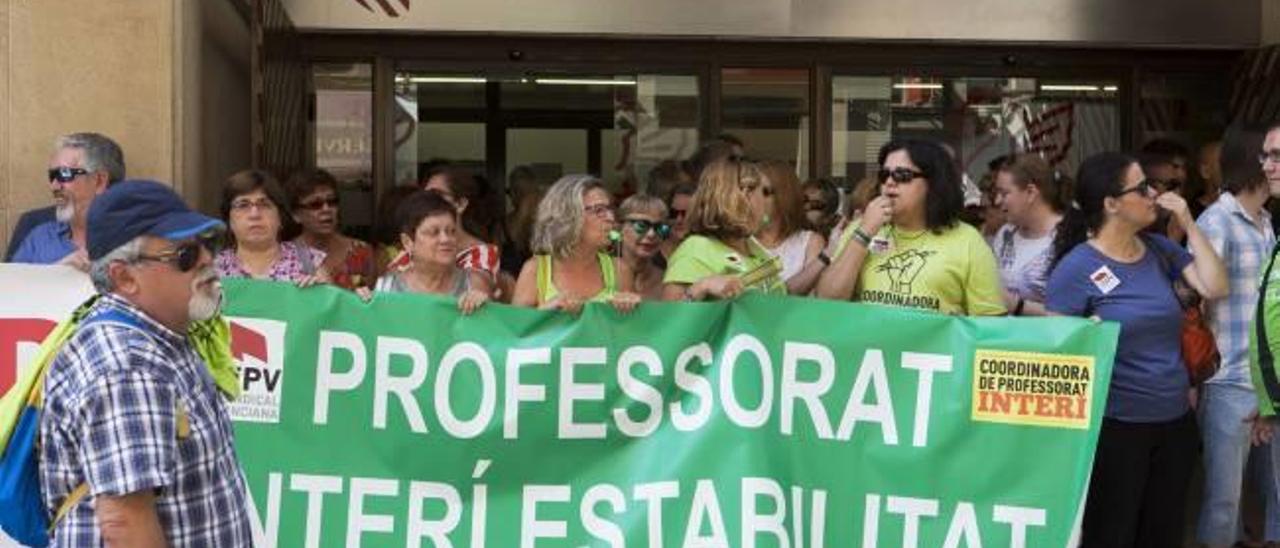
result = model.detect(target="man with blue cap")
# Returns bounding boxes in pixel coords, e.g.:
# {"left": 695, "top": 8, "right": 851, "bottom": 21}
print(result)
{"left": 37, "top": 180, "right": 252, "bottom": 546}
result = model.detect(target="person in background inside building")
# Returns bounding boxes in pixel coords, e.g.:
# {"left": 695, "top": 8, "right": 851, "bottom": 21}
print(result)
{"left": 662, "top": 157, "right": 786, "bottom": 301}
{"left": 816, "top": 139, "right": 1006, "bottom": 316}
{"left": 1194, "top": 139, "right": 1224, "bottom": 219}
{"left": 1196, "top": 124, "right": 1280, "bottom": 548}
{"left": 978, "top": 155, "right": 1010, "bottom": 246}
{"left": 686, "top": 135, "right": 744, "bottom": 181}
{"left": 990, "top": 154, "right": 1068, "bottom": 316}
{"left": 801, "top": 177, "right": 843, "bottom": 239}
{"left": 512, "top": 174, "right": 640, "bottom": 314}
{"left": 647, "top": 159, "right": 695, "bottom": 203}
{"left": 371, "top": 184, "right": 421, "bottom": 272}
{"left": 501, "top": 165, "right": 544, "bottom": 278}
{"left": 41, "top": 180, "right": 252, "bottom": 545}
{"left": 1140, "top": 138, "right": 1193, "bottom": 243}
{"left": 617, "top": 194, "right": 670, "bottom": 300}
{"left": 658, "top": 182, "right": 697, "bottom": 269}
{"left": 214, "top": 170, "right": 326, "bottom": 286}
{"left": 11, "top": 133, "right": 126, "bottom": 271}
{"left": 756, "top": 160, "right": 828, "bottom": 295}
{"left": 1045, "top": 151, "right": 1227, "bottom": 547}
{"left": 373, "top": 190, "right": 490, "bottom": 314}
{"left": 285, "top": 168, "right": 376, "bottom": 291}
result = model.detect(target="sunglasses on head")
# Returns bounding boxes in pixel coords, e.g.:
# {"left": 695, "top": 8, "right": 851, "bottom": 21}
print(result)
{"left": 1113, "top": 179, "right": 1157, "bottom": 198}
{"left": 298, "top": 196, "right": 340, "bottom": 211}
{"left": 133, "top": 236, "right": 219, "bottom": 273}
{"left": 48, "top": 167, "right": 89, "bottom": 184}
{"left": 626, "top": 219, "right": 672, "bottom": 240}
{"left": 878, "top": 167, "right": 926, "bottom": 184}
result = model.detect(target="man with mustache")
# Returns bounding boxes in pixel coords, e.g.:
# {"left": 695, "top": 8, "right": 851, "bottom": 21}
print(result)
{"left": 38, "top": 180, "right": 252, "bottom": 546}
{"left": 10, "top": 133, "right": 125, "bottom": 271}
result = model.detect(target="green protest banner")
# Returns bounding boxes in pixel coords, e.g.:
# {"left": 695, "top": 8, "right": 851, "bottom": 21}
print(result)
{"left": 223, "top": 280, "right": 1118, "bottom": 547}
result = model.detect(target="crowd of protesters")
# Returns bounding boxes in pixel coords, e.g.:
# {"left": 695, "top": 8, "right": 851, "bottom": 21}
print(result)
{"left": 8, "top": 125, "right": 1280, "bottom": 546}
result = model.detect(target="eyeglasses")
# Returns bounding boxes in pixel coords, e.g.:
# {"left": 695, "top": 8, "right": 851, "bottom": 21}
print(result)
{"left": 626, "top": 219, "right": 672, "bottom": 240}
{"left": 48, "top": 167, "right": 89, "bottom": 184}
{"left": 133, "top": 238, "right": 216, "bottom": 273}
{"left": 669, "top": 208, "right": 688, "bottom": 221}
{"left": 230, "top": 197, "right": 277, "bottom": 212}
{"left": 1147, "top": 178, "right": 1180, "bottom": 191}
{"left": 878, "top": 167, "right": 926, "bottom": 184}
{"left": 1260, "top": 150, "right": 1280, "bottom": 165}
{"left": 1113, "top": 179, "right": 1157, "bottom": 198}
{"left": 804, "top": 200, "right": 828, "bottom": 212}
{"left": 584, "top": 203, "right": 614, "bottom": 219}
{"left": 297, "top": 196, "right": 339, "bottom": 211}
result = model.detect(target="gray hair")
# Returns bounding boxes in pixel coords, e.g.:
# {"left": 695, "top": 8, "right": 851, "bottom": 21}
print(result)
{"left": 56, "top": 133, "right": 126, "bottom": 184}
{"left": 619, "top": 193, "right": 668, "bottom": 220}
{"left": 531, "top": 174, "right": 605, "bottom": 259}
{"left": 89, "top": 237, "right": 146, "bottom": 293}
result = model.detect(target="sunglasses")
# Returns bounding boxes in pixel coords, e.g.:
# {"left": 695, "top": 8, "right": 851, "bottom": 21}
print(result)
{"left": 48, "top": 167, "right": 90, "bottom": 184}
{"left": 878, "top": 167, "right": 926, "bottom": 184}
{"left": 669, "top": 208, "right": 688, "bottom": 221}
{"left": 626, "top": 219, "right": 672, "bottom": 240}
{"left": 298, "top": 196, "right": 340, "bottom": 210}
{"left": 133, "top": 237, "right": 218, "bottom": 273}
{"left": 804, "top": 200, "right": 829, "bottom": 212}
{"left": 1113, "top": 179, "right": 1157, "bottom": 198}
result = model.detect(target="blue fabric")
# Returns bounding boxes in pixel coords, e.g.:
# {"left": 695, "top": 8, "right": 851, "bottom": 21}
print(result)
{"left": 0, "top": 406, "right": 51, "bottom": 547}
{"left": 1197, "top": 383, "right": 1280, "bottom": 544}
{"left": 1046, "top": 234, "right": 1193, "bottom": 422}
{"left": 10, "top": 221, "right": 75, "bottom": 265}
{"left": 5, "top": 206, "right": 56, "bottom": 261}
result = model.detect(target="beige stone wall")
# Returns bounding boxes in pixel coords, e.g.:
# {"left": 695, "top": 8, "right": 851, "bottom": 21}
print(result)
{"left": 0, "top": 0, "right": 177, "bottom": 251}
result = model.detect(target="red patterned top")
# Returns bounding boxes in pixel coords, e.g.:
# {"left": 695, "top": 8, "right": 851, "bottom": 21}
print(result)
{"left": 386, "top": 243, "right": 500, "bottom": 279}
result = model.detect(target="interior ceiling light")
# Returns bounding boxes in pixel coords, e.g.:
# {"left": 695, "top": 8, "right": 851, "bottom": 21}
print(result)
{"left": 892, "top": 83, "right": 943, "bottom": 90}
{"left": 534, "top": 78, "right": 637, "bottom": 86}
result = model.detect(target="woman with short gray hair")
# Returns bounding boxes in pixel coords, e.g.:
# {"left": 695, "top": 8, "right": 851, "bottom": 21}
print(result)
{"left": 512, "top": 175, "right": 639, "bottom": 314}
{"left": 617, "top": 194, "right": 670, "bottom": 300}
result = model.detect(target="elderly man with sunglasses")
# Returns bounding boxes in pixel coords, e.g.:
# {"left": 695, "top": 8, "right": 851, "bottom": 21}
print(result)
{"left": 10, "top": 133, "right": 125, "bottom": 271}
{"left": 39, "top": 180, "right": 252, "bottom": 546}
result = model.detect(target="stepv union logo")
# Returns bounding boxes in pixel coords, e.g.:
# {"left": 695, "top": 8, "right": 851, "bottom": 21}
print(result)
{"left": 227, "top": 318, "right": 287, "bottom": 423}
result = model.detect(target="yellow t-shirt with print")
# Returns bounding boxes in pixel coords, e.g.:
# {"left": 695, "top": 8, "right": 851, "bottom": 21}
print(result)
{"left": 835, "top": 221, "right": 1006, "bottom": 315}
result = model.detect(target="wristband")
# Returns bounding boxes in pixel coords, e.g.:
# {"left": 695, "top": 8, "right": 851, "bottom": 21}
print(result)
{"left": 816, "top": 252, "right": 831, "bottom": 266}
{"left": 850, "top": 227, "right": 873, "bottom": 248}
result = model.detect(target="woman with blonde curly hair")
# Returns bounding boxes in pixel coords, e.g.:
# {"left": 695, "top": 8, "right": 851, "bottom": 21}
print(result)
{"left": 662, "top": 157, "right": 786, "bottom": 301}
{"left": 512, "top": 175, "right": 640, "bottom": 314}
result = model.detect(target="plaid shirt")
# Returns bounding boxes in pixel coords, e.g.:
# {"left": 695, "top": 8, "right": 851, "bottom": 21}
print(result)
{"left": 1198, "top": 192, "right": 1276, "bottom": 387}
{"left": 39, "top": 294, "right": 252, "bottom": 547}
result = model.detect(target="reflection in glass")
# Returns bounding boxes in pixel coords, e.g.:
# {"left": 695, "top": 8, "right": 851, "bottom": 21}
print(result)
{"left": 721, "top": 68, "right": 810, "bottom": 177}
{"left": 312, "top": 63, "right": 374, "bottom": 233}
{"left": 832, "top": 76, "right": 1120, "bottom": 190}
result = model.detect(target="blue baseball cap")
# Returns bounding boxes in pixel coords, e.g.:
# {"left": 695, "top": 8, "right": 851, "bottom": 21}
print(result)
{"left": 87, "top": 179, "right": 225, "bottom": 260}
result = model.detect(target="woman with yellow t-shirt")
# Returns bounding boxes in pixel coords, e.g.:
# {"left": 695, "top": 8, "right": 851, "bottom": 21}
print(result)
{"left": 662, "top": 157, "right": 787, "bottom": 301}
{"left": 815, "top": 139, "right": 1006, "bottom": 315}
{"left": 512, "top": 174, "right": 641, "bottom": 314}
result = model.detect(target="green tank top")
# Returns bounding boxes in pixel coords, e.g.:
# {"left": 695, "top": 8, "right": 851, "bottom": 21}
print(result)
{"left": 535, "top": 253, "right": 618, "bottom": 305}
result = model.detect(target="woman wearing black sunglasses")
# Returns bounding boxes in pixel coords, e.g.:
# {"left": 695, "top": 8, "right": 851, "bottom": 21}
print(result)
{"left": 285, "top": 168, "right": 377, "bottom": 291}
{"left": 815, "top": 139, "right": 1006, "bottom": 315}
{"left": 617, "top": 194, "right": 670, "bottom": 300}
{"left": 1045, "top": 152, "right": 1227, "bottom": 546}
